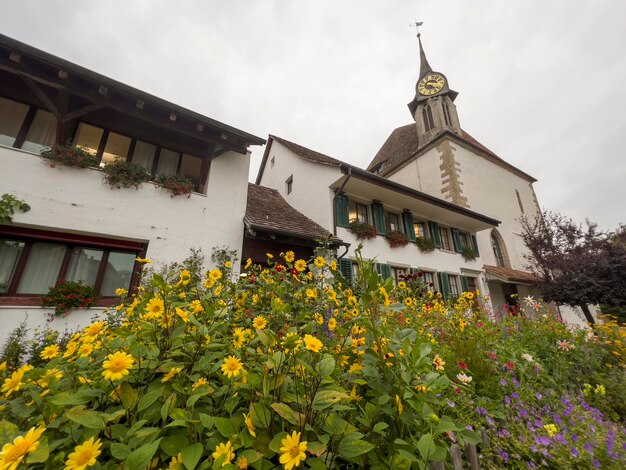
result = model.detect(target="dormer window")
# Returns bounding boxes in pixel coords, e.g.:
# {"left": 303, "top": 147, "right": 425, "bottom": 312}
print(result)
{"left": 422, "top": 104, "right": 434, "bottom": 131}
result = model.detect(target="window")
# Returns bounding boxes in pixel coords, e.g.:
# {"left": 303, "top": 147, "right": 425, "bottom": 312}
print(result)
{"left": 491, "top": 231, "right": 507, "bottom": 267}
{"left": 0, "top": 228, "right": 144, "bottom": 298}
{"left": 286, "top": 175, "right": 293, "bottom": 194}
{"left": 0, "top": 97, "right": 30, "bottom": 147}
{"left": 413, "top": 221, "right": 427, "bottom": 238}
{"left": 22, "top": 109, "right": 56, "bottom": 153}
{"left": 443, "top": 100, "right": 452, "bottom": 126}
{"left": 422, "top": 104, "right": 434, "bottom": 131}
{"left": 392, "top": 267, "right": 407, "bottom": 285}
{"left": 73, "top": 123, "right": 104, "bottom": 156}
{"left": 423, "top": 271, "right": 435, "bottom": 292}
{"left": 439, "top": 227, "right": 452, "bottom": 251}
{"left": 459, "top": 232, "right": 470, "bottom": 250}
{"left": 180, "top": 154, "right": 203, "bottom": 190}
{"left": 101, "top": 132, "right": 132, "bottom": 167}
{"left": 132, "top": 140, "right": 157, "bottom": 171}
{"left": 448, "top": 275, "right": 460, "bottom": 297}
{"left": 156, "top": 148, "right": 179, "bottom": 176}
{"left": 348, "top": 201, "right": 369, "bottom": 224}
{"left": 386, "top": 212, "right": 401, "bottom": 233}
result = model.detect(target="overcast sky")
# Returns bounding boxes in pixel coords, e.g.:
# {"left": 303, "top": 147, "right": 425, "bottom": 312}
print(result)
{"left": 2, "top": 0, "right": 625, "bottom": 230}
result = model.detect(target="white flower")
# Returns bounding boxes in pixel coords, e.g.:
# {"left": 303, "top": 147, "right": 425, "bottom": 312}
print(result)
{"left": 521, "top": 353, "right": 534, "bottom": 362}
{"left": 456, "top": 373, "right": 473, "bottom": 385}
{"left": 523, "top": 295, "right": 535, "bottom": 306}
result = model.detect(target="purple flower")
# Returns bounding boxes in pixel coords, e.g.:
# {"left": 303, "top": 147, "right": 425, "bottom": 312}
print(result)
{"left": 505, "top": 396, "right": 511, "bottom": 405}
{"left": 447, "top": 400, "right": 456, "bottom": 408}
{"left": 571, "top": 447, "right": 579, "bottom": 458}
{"left": 553, "top": 415, "right": 562, "bottom": 425}
{"left": 499, "top": 450, "right": 510, "bottom": 462}
{"left": 527, "top": 462, "right": 537, "bottom": 469}
{"left": 466, "top": 424, "right": 474, "bottom": 431}
{"left": 534, "top": 419, "right": 543, "bottom": 428}
{"left": 512, "top": 392, "right": 520, "bottom": 400}
{"left": 476, "top": 407, "right": 487, "bottom": 416}
{"left": 592, "top": 459, "right": 601, "bottom": 468}
{"left": 571, "top": 433, "right": 578, "bottom": 442}
{"left": 584, "top": 442, "right": 594, "bottom": 455}
{"left": 500, "top": 378, "right": 507, "bottom": 386}
{"left": 487, "top": 416, "right": 495, "bottom": 426}
{"left": 554, "top": 434, "right": 567, "bottom": 446}
{"left": 498, "top": 429, "right": 511, "bottom": 438}
{"left": 512, "top": 377, "right": 520, "bottom": 388}
{"left": 520, "top": 408, "right": 529, "bottom": 418}
{"left": 535, "top": 392, "right": 543, "bottom": 400}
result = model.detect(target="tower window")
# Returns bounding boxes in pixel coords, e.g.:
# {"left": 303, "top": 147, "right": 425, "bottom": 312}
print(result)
{"left": 491, "top": 231, "right": 507, "bottom": 268}
{"left": 422, "top": 105, "right": 434, "bottom": 131}
{"left": 443, "top": 100, "right": 452, "bottom": 126}
{"left": 286, "top": 175, "right": 293, "bottom": 194}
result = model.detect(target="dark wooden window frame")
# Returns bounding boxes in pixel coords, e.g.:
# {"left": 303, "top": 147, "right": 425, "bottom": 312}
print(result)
{"left": 0, "top": 225, "right": 146, "bottom": 307}
{"left": 385, "top": 211, "right": 402, "bottom": 233}
{"left": 348, "top": 200, "right": 369, "bottom": 224}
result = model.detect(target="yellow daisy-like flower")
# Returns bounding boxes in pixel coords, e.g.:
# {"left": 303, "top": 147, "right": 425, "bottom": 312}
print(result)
{"left": 2, "top": 369, "right": 26, "bottom": 398}
{"left": 243, "top": 412, "right": 256, "bottom": 437}
{"left": 0, "top": 362, "right": 6, "bottom": 372}
{"left": 245, "top": 258, "right": 253, "bottom": 269}
{"left": 395, "top": 394, "right": 404, "bottom": 415}
{"left": 284, "top": 251, "right": 295, "bottom": 263}
{"left": 224, "top": 261, "right": 232, "bottom": 269}
{"left": 212, "top": 441, "right": 235, "bottom": 467}
{"left": 304, "top": 334, "right": 323, "bottom": 353}
{"left": 84, "top": 321, "right": 105, "bottom": 338}
{"left": 253, "top": 316, "right": 268, "bottom": 330}
{"left": 543, "top": 424, "right": 558, "bottom": 437}
{"left": 77, "top": 343, "right": 94, "bottom": 358}
{"left": 175, "top": 307, "right": 190, "bottom": 323}
{"left": 305, "top": 289, "right": 317, "bottom": 300}
{"left": 134, "top": 257, "right": 152, "bottom": 264}
{"left": 102, "top": 351, "right": 135, "bottom": 381}
{"left": 404, "top": 297, "right": 414, "bottom": 307}
{"left": 0, "top": 426, "right": 45, "bottom": 469}
{"left": 40, "top": 345, "right": 60, "bottom": 360}
{"left": 233, "top": 327, "right": 247, "bottom": 349}
{"left": 348, "top": 362, "right": 363, "bottom": 374}
{"left": 145, "top": 297, "right": 165, "bottom": 319}
{"left": 209, "top": 269, "right": 223, "bottom": 281}
{"left": 432, "top": 355, "right": 445, "bottom": 371}
{"left": 397, "top": 281, "right": 406, "bottom": 289}
{"left": 279, "top": 431, "right": 307, "bottom": 470}
{"left": 192, "top": 377, "right": 208, "bottom": 390}
{"left": 314, "top": 256, "right": 325, "bottom": 268}
{"left": 168, "top": 453, "right": 184, "bottom": 470}
{"left": 221, "top": 356, "right": 244, "bottom": 379}
{"left": 330, "top": 260, "right": 337, "bottom": 271}
{"left": 236, "top": 456, "right": 249, "bottom": 469}
{"left": 313, "top": 313, "right": 324, "bottom": 325}
{"left": 328, "top": 317, "right": 337, "bottom": 331}
{"left": 161, "top": 367, "right": 182, "bottom": 383}
{"left": 294, "top": 260, "right": 307, "bottom": 272}
{"left": 64, "top": 436, "right": 102, "bottom": 470}
{"left": 115, "top": 287, "right": 128, "bottom": 296}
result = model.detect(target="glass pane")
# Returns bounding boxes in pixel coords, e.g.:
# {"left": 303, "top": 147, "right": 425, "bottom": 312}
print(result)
{"left": 65, "top": 248, "right": 103, "bottom": 286}
{"left": 101, "top": 252, "right": 135, "bottom": 296}
{"left": 0, "top": 97, "right": 29, "bottom": 147}
{"left": 0, "top": 239, "right": 25, "bottom": 293}
{"left": 156, "top": 148, "right": 179, "bottom": 176}
{"left": 73, "top": 123, "right": 103, "bottom": 156}
{"left": 101, "top": 132, "right": 131, "bottom": 167}
{"left": 132, "top": 140, "right": 156, "bottom": 172}
{"left": 21, "top": 109, "right": 56, "bottom": 153}
{"left": 357, "top": 205, "right": 368, "bottom": 223}
{"left": 180, "top": 154, "right": 202, "bottom": 188}
{"left": 348, "top": 201, "right": 357, "bottom": 223}
{"left": 17, "top": 243, "right": 66, "bottom": 294}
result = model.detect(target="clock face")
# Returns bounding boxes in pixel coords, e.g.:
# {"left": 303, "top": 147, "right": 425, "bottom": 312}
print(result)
{"left": 418, "top": 74, "right": 445, "bottom": 96}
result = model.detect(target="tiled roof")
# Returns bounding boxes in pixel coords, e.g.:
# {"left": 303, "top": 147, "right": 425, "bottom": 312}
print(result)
{"left": 269, "top": 135, "right": 343, "bottom": 166}
{"left": 366, "top": 125, "right": 535, "bottom": 182}
{"left": 245, "top": 184, "right": 342, "bottom": 244}
{"left": 483, "top": 265, "right": 540, "bottom": 283}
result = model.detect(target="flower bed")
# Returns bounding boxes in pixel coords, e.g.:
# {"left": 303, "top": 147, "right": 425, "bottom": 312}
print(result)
{"left": 1, "top": 252, "right": 624, "bottom": 469}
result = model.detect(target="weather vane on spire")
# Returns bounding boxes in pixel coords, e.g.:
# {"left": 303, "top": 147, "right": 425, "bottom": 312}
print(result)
{"left": 410, "top": 21, "right": 423, "bottom": 38}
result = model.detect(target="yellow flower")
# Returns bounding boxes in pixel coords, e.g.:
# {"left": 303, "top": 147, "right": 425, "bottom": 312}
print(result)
{"left": 190, "top": 300, "right": 204, "bottom": 314}
{"left": 0, "top": 362, "right": 6, "bottom": 372}
{"left": 135, "top": 257, "right": 152, "bottom": 264}
{"left": 145, "top": 297, "right": 165, "bottom": 319}
{"left": 209, "top": 269, "right": 223, "bottom": 281}
{"left": 0, "top": 426, "right": 45, "bottom": 469}
{"left": 161, "top": 367, "right": 182, "bottom": 383}
{"left": 221, "top": 356, "right": 244, "bottom": 379}
{"left": 64, "top": 340, "right": 79, "bottom": 358}
{"left": 328, "top": 317, "right": 337, "bottom": 331}
{"left": 433, "top": 355, "right": 445, "bottom": 371}
{"left": 330, "top": 260, "right": 337, "bottom": 271}
{"left": 543, "top": 424, "right": 558, "bottom": 437}
{"left": 284, "top": 251, "right": 295, "bottom": 263}
{"left": 84, "top": 321, "right": 105, "bottom": 337}
{"left": 224, "top": 261, "right": 232, "bottom": 269}
{"left": 294, "top": 260, "right": 307, "bottom": 272}
{"left": 595, "top": 384, "right": 606, "bottom": 396}
{"left": 253, "top": 316, "right": 268, "bottom": 330}
{"left": 78, "top": 376, "right": 92, "bottom": 385}
{"left": 305, "top": 289, "right": 317, "bottom": 300}
{"left": 77, "top": 343, "right": 94, "bottom": 357}
{"left": 102, "top": 351, "right": 135, "bottom": 381}
{"left": 313, "top": 313, "right": 324, "bottom": 325}
{"left": 40, "top": 345, "right": 60, "bottom": 360}
{"left": 243, "top": 413, "right": 256, "bottom": 437}
{"left": 348, "top": 363, "right": 363, "bottom": 374}
{"left": 266, "top": 253, "right": 274, "bottom": 259}
{"left": 236, "top": 456, "right": 249, "bottom": 469}
{"left": 64, "top": 436, "right": 102, "bottom": 470}
{"left": 178, "top": 291, "right": 187, "bottom": 299}
{"left": 192, "top": 377, "right": 208, "bottom": 390}
{"left": 397, "top": 281, "right": 406, "bottom": 289}
{"left": 304, "top": 334, "right": 323, "bottom": 353}
{"left": 395, "top": 394, "right": 403, "bottom": 414}
{"left": 212, "top": 441, "right": 235, "bottom": 467}
{"left": 279, "top": 431, "right": 307, "bottom": 470}
{"left": 314, "top": 256, "right": 325, "bottom": 268}
{"left": 245, "top": 258, "right": 253, "bottom": 269}
{"left": 404, "top": 297, "right": 414, "bottom": 307}
{"left": 175, "top": 307, "right": 190, "bottom": 323}
{"left": 2, "top": 369, "right": 27, "bottom": 398}
{"left": 168, "top": 453, "right": 184, "bottom": 470}
{"left": 115, "top": 288, "right": 128, "bottom": 296}
{"left": 233, "top": 328, "right": 247, "bottom": 348}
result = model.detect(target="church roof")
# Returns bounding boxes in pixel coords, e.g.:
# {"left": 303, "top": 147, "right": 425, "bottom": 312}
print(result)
{"left": 366, "top": 125, "right": 536, "bottom": 182}
{"left": 245, "top": 183, "right": 343, "bottom": 244}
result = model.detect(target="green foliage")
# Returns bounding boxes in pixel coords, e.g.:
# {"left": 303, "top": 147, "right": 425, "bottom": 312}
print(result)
{"left": 0, "top": 320, "right": 28, "bottom": 370}
{"left": 40, "top": 144, "right": 100, "bottom": 169}
{"left": 415, "top": 236, "right": 435, "bottom": 253}
{"left": 40, "top": 280, "right": 99, "bottom": 316}
{"left": 348, "top": 220, "right": 378, "bottom": 240}
{"left": 103, "top": 159, "right": 152, "bottom": 189}
{"left": 0, "top": 193, "right": 30, "bottom": 224}
{"left": 461, "top": 246, "right": 477, "bottom": 261}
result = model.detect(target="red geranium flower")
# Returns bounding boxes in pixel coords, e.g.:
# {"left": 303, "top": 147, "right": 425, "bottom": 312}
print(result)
{"left": 504, "top": 361, "right": 516, "bottom": 370}
{"left": 487, "top": 351, "right": 498, "bottom": 361}
{"left": 457, "top": 361, "right": 468, "bottom": 370}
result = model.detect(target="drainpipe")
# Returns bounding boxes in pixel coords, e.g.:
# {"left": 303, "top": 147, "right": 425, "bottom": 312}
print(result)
{"left": 332, "top": 167, "right": 352, "bottom": 236}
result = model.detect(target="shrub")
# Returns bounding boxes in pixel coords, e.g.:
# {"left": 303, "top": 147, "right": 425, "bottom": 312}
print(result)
{"left": 385, "top": 230, "right": 409, "bottom": 248}
{"left": 416, "top": 236, "right": 436, "bottom": 253}
{"left": 348, "top": 220, "right": 378, "bottom": 240}
{"left": 461, "top": 246, "right": 477, "bottom": 261}
{"left": 102, "top": 159, "right": 152, "bottom": 189}
{"left": 0, "top": 193, "right": 30, "bottom": 224}
{"left": 40, "top": 144, "right": 100, "bottom": 169}
{"left": 0, "top": 320, "right": 28, "bottom": 371}
{"left": 40, "top": 280, "right": 99, "bottom": 316}
{"left": 156, "top": 174, "right": 196, "bottom": 197}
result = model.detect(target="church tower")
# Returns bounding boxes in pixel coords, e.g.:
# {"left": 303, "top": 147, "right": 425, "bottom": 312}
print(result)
{"left": 407, "top": 32, "right": 461, "bottom": 146}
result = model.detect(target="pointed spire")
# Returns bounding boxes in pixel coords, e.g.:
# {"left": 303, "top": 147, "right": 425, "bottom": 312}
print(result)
{"left": 418, "top": 35, "right": 432, "bottom": 78}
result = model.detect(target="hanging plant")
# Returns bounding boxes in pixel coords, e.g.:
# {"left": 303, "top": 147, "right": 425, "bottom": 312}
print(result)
{"left": 156, "top": 174, "right": 196, "bottom": 197}
{"left": 462, "top": 247, "right": 478, "bottom": 261}
{"left": 103, "top": 159, "right": 152, "bottom": 189}
{"left": 40, "top": 281, "right": 99, "bottom": 317}
{"left": 0, "top": 194, "right": 30, "bottom": 224}
{"left": 415, "top": 236, "right": 436, "bottom": 253}
{"left": 348, "top": 220, "right": 378, "bottom": 240}
{"left": 386, "top": 230, "right": 409, "bottom": 248}
{"left": 40, "top": 144, "right": 100, "bottom": 169}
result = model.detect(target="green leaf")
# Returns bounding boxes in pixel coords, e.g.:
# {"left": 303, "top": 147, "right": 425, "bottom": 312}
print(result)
{"left": 307, "top": 441, "right": 327, "bottom": 458}
{"left": 111, "top": 443, "right": 130, "bottom": 460}
{"left": 0, "top": 420, "right": 19, "bottom": 446}
{"left": 251, "top": 403, "right": 271, "bottom": 429}
{"left": 118, "top": 382, "right": 139, "bottom": 409}
{"left": 337, "top": 438, "right": 375, "bottom": 458}
{"left": 125, "top": 438, "right": 162, "bottom": 470}
{"left": 271, "top": 403, "right": 302, "bottom": 426}
{"left": 213, "top": 417, "right": 237, "bottom": 438}
{"left": 307, "top": 458, "right": 328, "bottom": 470}
{"left": 417, "top": 433, "right": 435, "bottom": 461}
{"left": 434, "top": 417, "right": 459, "bottom": 436}
{"left": 26, "top": 437, "right": 49, "bottom": 463}
{"left": 182, "top": 443, "right": 204, "bottom": 470}
{"left": 160, "top": 435, "right": 190, "bottom": 457}
{"left": 50, "top": 391, "right": 92, "bottom": 406}
{"left": 238, "top": 449, "right": 264, "bottom": 464}
{"left": 317, "top": 355, "right": 336, "bottom": 378}
{"left": 65, "top": 407, "right": 105, "bottom": 429}
{"left": 312, "top": 390, "right": 348, "bottom": 410}
{"left": 268, "top": 432, "right": 288, "bottom": 453}
{"left": 372, "top": 422, "right": 389, "bottom": 433}
{"left": 198, "top": 413, "right": 214, "bottom": 429}
{"left": 161, "top": 394, "right": 177, "bottom": 421}
{"left": 396, "top": 449, "right": 419, "bottom": 463}
{"left": 138, "top": 388, "right": 163, "bottom": 412}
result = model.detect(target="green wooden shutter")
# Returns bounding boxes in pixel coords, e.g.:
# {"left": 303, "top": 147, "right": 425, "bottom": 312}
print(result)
{"left": 460, "top": 275, "right": 470, "bottom": 293}
{"left": 376, "top": 263, "right": 391, "bottom": 280}
{"left": 470, "top": 235, "right": 480, "bottom": 256}
{"left": 429, "top": 222, "right": 441, "bottom": 248}
{"left": 437, "top": 272, "right": 450, "bottom": 299}
{"left": 371, "top": 202, "right": 386, "bottom": 236}
{"left": 339, "top": 259, "right": 353, "bottom": 285}
{"left": 402, "top": 211, "right": 416, "bottom": 242}
{"left": 335, "top": 194, "right": 349, "bottom": 228}
{"left": 451, "top": 228, "right": 463, "bottom": 253}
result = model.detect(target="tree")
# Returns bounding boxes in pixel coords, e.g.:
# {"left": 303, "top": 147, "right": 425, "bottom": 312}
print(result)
{"left": 520, "top": 211, "right": 626, "bottom": 325}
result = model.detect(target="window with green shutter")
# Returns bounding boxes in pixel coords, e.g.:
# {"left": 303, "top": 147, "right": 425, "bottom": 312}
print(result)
{"left": 339, "top": 258, "right": 353, "bottom": 285}
{"left": 451, "top": 228, "right": 463, "bottom": 253}
{"left": 376, "top": 263, "right": 392, "bottom": 280}
{"left": 437, "top": 272, "right": 450, "bottom": 299}
{"left": 429, "top": 222, "right": 441, "bottom": 248}
{"left": 402, "top": 211, "right": 416, "bottom": 242}
{"left": 371, "top": 202, "right": 387, "bottom": 236}
{"left": 335, "top": 194, "right": 349, "bottom": 228}
{"left": 470, "top": 234, "right": 480, "bottom": 256}
{"left": 460, "top": 275, "right": 470, "bottom": 292}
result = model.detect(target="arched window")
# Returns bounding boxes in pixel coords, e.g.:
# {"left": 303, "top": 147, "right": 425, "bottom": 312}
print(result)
{"left": 422, "top": 104, "right": 434, "bottom": 131}
{"left": 491, "top": 230, "right": 508, "bottom": 268}
{"left": 443, "top": 100, "right": 452, "bottom": 126}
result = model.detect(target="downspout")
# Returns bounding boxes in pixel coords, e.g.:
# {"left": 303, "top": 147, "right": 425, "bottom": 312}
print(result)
{"left": 332, "top": 167, "right": 352, "bottom": 236}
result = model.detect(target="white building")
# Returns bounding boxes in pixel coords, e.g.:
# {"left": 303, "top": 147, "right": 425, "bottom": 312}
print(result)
{"left": 0, "top": 34, "right": 264, "bottom": 343}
